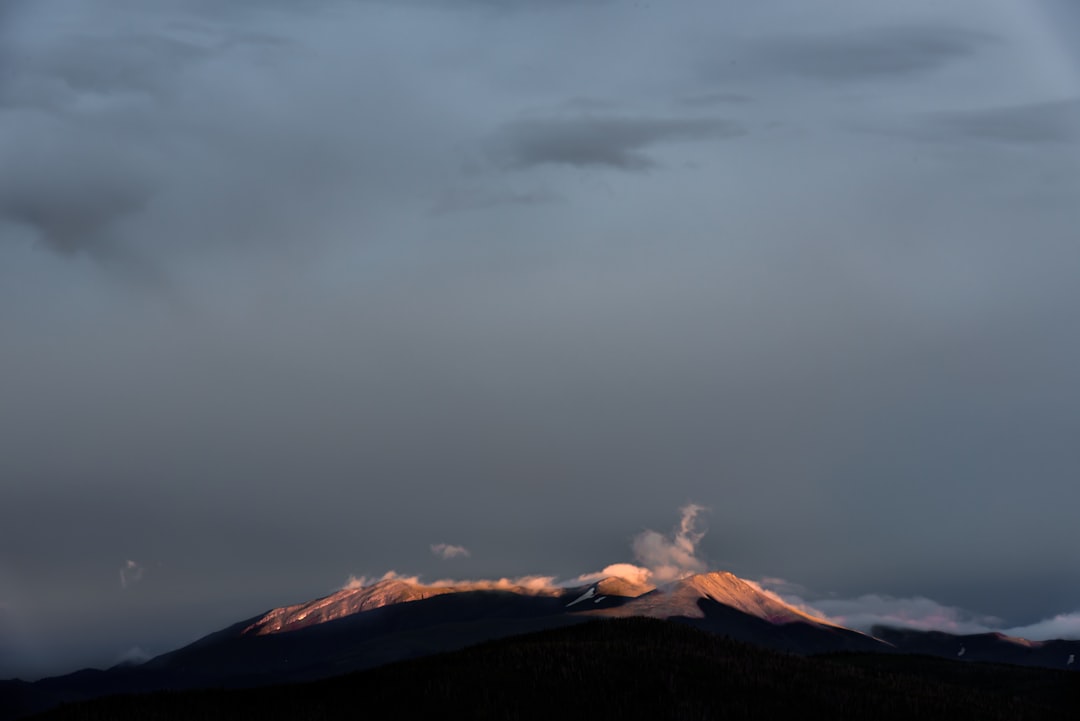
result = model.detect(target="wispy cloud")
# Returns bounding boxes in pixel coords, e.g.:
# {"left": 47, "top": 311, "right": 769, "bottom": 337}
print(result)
{"left": 748, "top": 26, "right": 993, "bottom": 81}
{"left": 748, "top": 576, "right": 1080, "bottom": 642}
{"left": 1005, "top": 611, "right": 1080, "bottom": 641}
{"left": 430, "top": 575, "right": 559, "bottom": 592}
{"left": 430, "top": 543, "right": 471, "bottom": 560}
{"left": 754, "top": 578, "right": 1003, "bottom": 635}
{"left": 343, "top": 570, "right": 557, "bottom": 593}
{"left": 490, "top": 115, "right": 744, "bottom": 171}
{"left": 812, "top": 594, "right": 1001, "bottom": 635}
{"left": 0, "top": 121, "right": 157, "bottom": 270}
{"left": 931, "top": 98, "right": 1080, "bottom": 144}
{"left": 630, "top": 503, "right": 709, "bottom": 583}
{"left": 678, "top": 92, "right": 753, "bottom": 107}
{"left": 344, "top": 571, "right": 423, "bottom": 589}
{"left": 574, "top": 506, "right": 710, "bottom": 587}
{"left": 119, "top": 560, "right": 144, "bottom": 590}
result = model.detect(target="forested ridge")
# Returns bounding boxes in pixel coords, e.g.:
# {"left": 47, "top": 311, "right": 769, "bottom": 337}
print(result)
{"left": 23, "top": 618, "right": 1077, "bottom": 721}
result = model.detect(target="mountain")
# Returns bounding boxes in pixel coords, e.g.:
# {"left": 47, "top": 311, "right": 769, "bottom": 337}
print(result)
{"left": 241, "top": 578, "right": 463, "bottom": 635}
{"left": 872, "top": 626, "right": 1080, "bottom": 670}
{"left": 240, "top": 575, "right": 596, "bottom": 636}
{"left": 2, "top": 569, "right": 1077, "bottom": 719}
{"left": 228, "top": 570, "right": 886, "bottom": 659}
{"left": 22, "top": 619, "right": 1079, "bottom": 721}
{"left": 591, "top": 571, "right": 830, "bottom": 623}
{"left": 583, "top": 572, "right": 887, "bottom": 654}
{"left": 563, "top": 574, "right": 655, "bottom": 607}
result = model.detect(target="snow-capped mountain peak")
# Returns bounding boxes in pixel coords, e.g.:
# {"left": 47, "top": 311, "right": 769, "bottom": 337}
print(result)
{"left": 591, "top": 571, "right": 835, "bottom": 626}
{"left": 241, "top": 569, "right": 832, "bottom": 637}
{"left": 242, "top": 578, "right": 454, "bottom": 636}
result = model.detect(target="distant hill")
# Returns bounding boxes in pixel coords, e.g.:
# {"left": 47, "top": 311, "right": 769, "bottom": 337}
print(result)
{"left": 22, "top": 618, "right": 1079, "bottom": 721}
{"left": 872, "top": 626, "right": 1080, "bottom": 670}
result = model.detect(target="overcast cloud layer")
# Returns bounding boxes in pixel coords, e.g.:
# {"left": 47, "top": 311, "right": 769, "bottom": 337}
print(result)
{"left": 2, "top": 0, "right": 1079, "bottom": 678}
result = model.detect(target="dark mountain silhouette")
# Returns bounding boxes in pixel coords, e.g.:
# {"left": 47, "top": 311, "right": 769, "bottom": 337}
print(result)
{"left": 872, "top": 626, "right": 1080, "bottom": 670}
{"left": 20, "top": 619, "right": 1080, "bottom": 721}
{"left": 590, "top": 572, "right": 887, "bottom": 654}
{"left": 2, "top": 570, "right": 1077, "bottom": 719}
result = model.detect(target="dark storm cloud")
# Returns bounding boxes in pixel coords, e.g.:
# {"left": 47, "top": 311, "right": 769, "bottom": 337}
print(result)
{"left": 750, "top": 26, "right": 993, "bottom": 81}
{"left": 0, "top": 14, "right": 205, "bottom": 263}
{"left": 3, "top": 0, "right": 1080, "bottom": 681}
{"left": 5, "top": 33, "right": 208, "bottom": 103}
{"left": 933, "top": 98, "right": 1080, "bottom": 144}
{"left": 0, "top": 0, "right": 418, "bottom": 271}
{"left": 0, "top": 124, "right": 154, "bottom": 259}
{"left": 490, "top": 115, "right": 746, "bottom": 170}
{"left": 0, "top": 2, "right": 284, "bottom": 112}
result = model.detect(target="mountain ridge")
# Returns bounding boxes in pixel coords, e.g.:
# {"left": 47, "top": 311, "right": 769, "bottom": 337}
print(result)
{"left": 3, "top": 568, "right": 1077, "bottom": 720}
{"left": 20, "top": 618, "right": 1077, "bottom": 721}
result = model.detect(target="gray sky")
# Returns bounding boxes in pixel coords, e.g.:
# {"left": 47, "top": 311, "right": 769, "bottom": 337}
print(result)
{"left": 2, "top": 0, "right": 1079, "bottom": 678}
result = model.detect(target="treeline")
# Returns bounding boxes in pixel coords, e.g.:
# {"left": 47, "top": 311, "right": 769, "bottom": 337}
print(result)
{"left": 26, "top": 618, "right": 1078, "bottom": 721}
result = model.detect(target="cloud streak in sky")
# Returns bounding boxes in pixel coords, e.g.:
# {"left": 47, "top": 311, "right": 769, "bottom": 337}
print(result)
{"left": 430, "top": 543, "right": 471, "bottom": 560}
{"left": 748, "top": 25, "right": 993, "bottom": 81}
{"left": 490, "top": 116, "right": 745, "bottom": 170}
{"left": 0, "top": 119, "right": 155, "bottom": 261}
{"left": 755, "top": 578, "right": 1080, "bottom": 641}
{"left": 753, "top": 578, "right": 1002, "bottom": 634}
{"left": 932, "top": 98, "right": 1080, "bottom": 144}
{"left": 810, "top": 594, "right": 1002, "bottom": 635}
{"left": 1005, "top": 611, "right": 1080, "bottom": 641}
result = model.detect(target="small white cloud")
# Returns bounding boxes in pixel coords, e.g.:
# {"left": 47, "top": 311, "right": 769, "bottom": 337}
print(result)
{"left": 574, "top": 563, "right": 653, "bottom": 587}
{"left": 343, "top": 574, "right": 370, "bottom": 590}
{"left": 343, "top": 570, "right": 422, "bottom": 589}
{"left": 119, "top": 560, "right": 143, "bottom": 590}
{"left": 430, "top": 543, "right": 471, "bottom": 560}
